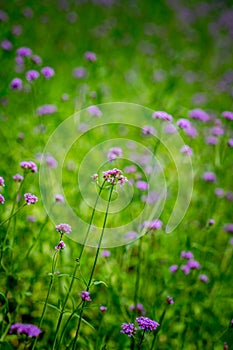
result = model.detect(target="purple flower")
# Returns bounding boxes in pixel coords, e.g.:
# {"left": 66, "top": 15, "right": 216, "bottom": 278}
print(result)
{"left": 45, "top": 155, "right": 57, "bottom": 168}
{"left": 0, "top": 176, "right": 5, "bottom": 187}
{"left": 124, "top": 165, "right": 137, "bottom": 174}
{"left": 41, "top": 66, "right": 55, "bottom": 79}
{"left": 55, "top": 240, "right": 66, "bottom": 250}
{"left": 208, "top": 219, "right": 215, "bottom": 226}
{"left": 55, "top": 194, "right": 64, "bottom": 203}
{"left": 177, "top": 118, "right": 191, "bottom": 129}
{"left": 181, "top": 265, "right": 191, "bottom": 275}
{"left": 24, "top": 193, "right": 38, "bottom": 205}
{"left": 223, "top": 223, "right": 233, "bottom": 233}
{"left": 181, "top": 251, "right": 194, "bottom": 259}
{"left": 12, "top": 25, "right": 23, "bottom": 36}
{"left": 152, "top": 111, "right": 173, "bottom": 122}
{"left": 226, "top": 191, "right": 233, "bottom": 201}
{"left": 211, "top": 126, "right": 224, "bottom": 136}
{"left": 187, "top": 260, "right": 201, "bottom": 269}
{"left": 136, "top": 180, "right": 148, "bottom": 191}
{"left": 56, "top": 223, "right": 72, "bottom": 234}
{"left": 228, "top": 138, "right": 233, "bottom": 147}
{"left": 32, "top": 55, "right": 42, "bottom": 65}
{"left": 136, "top": 316, "right": 159, "bottom": 332}
{"left": 87, "top": 105, "right": 102, "bottom": 117}
{"left": 27, "top": 215, "right": 37, "bottom": 222}
{"left": 180, "top": 145, "right": 193, "bottom": 156}
{"left": 101, "top": 250, "right": 111, "bottom": 257}
{"left": 222, "top": 111, "right": 233, "bottom": 120}
{"left": 26, "top": 69, "right": 40, "bottom": 81}
{"left": 12, "top": 174, "right": 24, "bottom": 182}
{"left": 102, "top": 168, "right": 128, "bottom": 186}
{"left": 142, "top": 219, "right": 162, "bottom": 230}
{"left": 199, "top": 274, "right": 209, "bottom": 283}
{"left": 20, "top": 161, "right": 37, "bottom": 173}
{"left": 16, "top": 47, "right": 32, "bottom": 57}
{"left": 203, "top": 172, "right": 216, "bottom": 182}
{"left": 169, "top": 264, "right": 178, "bottom": 273}
{"left": 36, "top": 104, "right": 57, "bottom": 116}
{"left": 120, "top": 322, "right": 136, "bottom": 337}
{"left": 22, "top": 7, "right": 33, "bottom": 18}
{"left": 124, "top": 231, "right": 138, "bottom": 240}
{"left": 107, "top": 147, "right": 122, "bottom": 162}
{"left": 0, "top": 10, "right": 8, "bottom": 21}
{"left": 206, "top": 136, "right": 218, "bottom": 145}
{"left": 100, "top": 306, "right": 107, "bottom": 313}
{"left": 9, "top": 323, "right": 42, "bottom": 337}
{"left": 215, "top": 188, "right": 224, "bottom": 197}
{"left": 188, "top": 108, "right": 210, "bottom": 122}
{"left": 184, "top": 125, "right": 198, "bottom": 138}
{"left": 80, "top": 291, "right": 91, "bottom": 301}
{"left": 1, "top": 39, "right": 13, "bottom": 51}
{"left": 10, "top": 78, "right": 23, "bottom": 90}
{"left": 164, "top": 124, "right": 177, "bottom": 134}
{"left": 142, "top": 125, "right": 155, "bottom": 135}
{"left": 73, "top": 67, "right": 86, "bottom": 78}
{"left": 166, "top": 296, "right": 174, "bottom": 304}
{"left": 84, "top": 51, "right": 97, "bottom": 62}
{"left": 129, "top": 303, "right": 146, "bottom": 316}
{"left": 0, "top": 194, "right": 5, "bottom": 204}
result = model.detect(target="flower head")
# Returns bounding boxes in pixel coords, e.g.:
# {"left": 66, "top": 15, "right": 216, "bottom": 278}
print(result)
{"left": 188, "top": 108, "right": 210, "bottom": 122}
{"left": 55, "top": 240, "right": 66, "bottom": 250}
{"left": 80, "top": 291, "right": 91, "bottom": 301}
{"left": 166, "top": 296, "right": 174, "bottom": 304}
{"left": 84, "top": 51, "right": 97, "bottom": 62}
{"left": 142, "top": 219, "right": 162, "bottom": 230}
{"left": 136, "top": 316, "right": 159, "bottom": 331}
{"left": 181, "top": 251, "right": 194, "bottom": 259}
{"left": 142, "top": 125, "right": 155, "bottom": 135}
{"left": 222, "top": 111, "right": 233, "bottom": 120}
{"left": 177, "top": 118, "right": 191, "bottom": 129}
{"left": 223, "top": 223, "right": 233, "bottom": 233}
{"left": 100, "top": 305, "right": 107, "bottom": 313}
{"left": 41, "top": 66, "right": 55, "bottom": 79}
{"left": 12, "top": 174, "right": 24, "bottom": 182}
{"left": 87, "top": 105, "right": 102, "bottom": 117}
{"left": 129, "top": 303, "right": 146, "bottom": 316}
{"left": 181, "top": 145, "right": 193, "bottom": 156}
{"left": 55, "top": 194, "right": 64, "bottom": 203}
{"left": 20, "top": 161, "right": 37, "bottom": 173}
{"left": 107, "top": 147, "right": 122, "bottom": 162}
{"left": 0, "top": 194, "right": 5, "bottom": 204}
{"left": 152, "top": 111, "right": 173, "bottom": 122}
{"left": 36, "top": 104, "right": 57, "bottom": 116}
{"left": 136, "top": 180, "right": 148, "bottom": 191}
{"left": 0, "top": 176, "right": 5, "bottom": 187}
{"left": 102, "top": 168, "right": 128, "bottom": 186}
{"left": 56, "top": 223, "right": 72, "bottom": 234}
{"left": 10, "top": 78, "right": 23, "bottom": 90}
{"left": 1, "top": 39, "right": 13, "bottom": 51}
{"left": 26, "top": 69, "right": 39, "bottom": 81}
{"left": 120, "top": 322, "right": 136, "bottom": 337}
{"left": 9, "top": 323, "right": 42, "bottom": 337}
{"left": 24, "top": 193, "right": 38, "bottom": 205}
{"left": 16, "top": 47, "right": 32, "bottom": 57}
{"left": 199, "top": 274, "right": 209, "bottom": 283}
{"left": 203, "top": 172, "right": 216, "bottom": 182}
{"left": 169, "top": 264, "right": 178, "bottom": 273}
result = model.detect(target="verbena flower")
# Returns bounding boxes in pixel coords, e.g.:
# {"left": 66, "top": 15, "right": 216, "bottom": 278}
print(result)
{"left": 20, "top": 161, "right": 37, "bottom": 173}
{"left": 177, "top": 118, "right": 191, "bottom": 129}
{"left": 84, "top": 51, "right": 97, "bottom": 62}
{"left": 206, "top": 136, "right": 218, "bottom": 145}
{"left": 1, "top": 39, "right": 13, "bottom": 51}
{"left": 36, "top": 104, "right": 57, "bottom": 116}
{"left": 107, "top": 147, "right": 122, "bottom": 162}
{"left": 26, "top": 69, "right": 40, "bottom": 81}
{"left": 223, "top": 223, "right": 233, "bottom": 233}
{"left": 73, "top": 67, "right": 86, "bottom": 78}
{"left": 12, "top": 174, "right": 24, "bottom": 182}
{"left": 142, "top": 125, "right": 155, "bottom": 135}
{"left": 41, "top": 66, "right": 55, "bottom": 79}
{"left": 24, "top": 193, "right": 38, "bottom": 205}
{"left": 31, "top": 54, "right": 42, "bottom": 65}
{"left": 228, "top": 138, "right": 233, "bottom": 147}
{"left": 102, "top": 168, "right": 128, "bottom": 186}
{"left": 0, "top": 176, "right": 5, "bottom": 187}
{"left": 199, "top": 274, "right": 209, "bottom": 282}
{"left": 188, "top": 108, "right": 210, "bottom": 122}
{"left": 187, "top": 259, "right": 201, "bottom": 269}
{"left": 169, "top": 264, "right": 178, "bottom": 273}
{"left": 136, "top": 316, "right": 159, "bottom": 331}
{"left": 0, "top": 194, "right": 5, "bottom": 204}
{"left": 136, "top": 180, "right": 148, "bottom": 191}
{"left": 55, "top": 194, "right": 64, "bottom": 203}
{"left": 10, "top": 77, "right": 23, "bottom": 90}
{"left": 203, "top": 172, "right": 216, "bottom": 182}
{"left": 101, "top": 250, "right": 111, "bottom": 257}
{"left": 180, "top": 145, "right": 193, "bottom": 156}
{"left": 9, "top": 323, "right": 42, "bottom": 337}
{"left": 222, "top": 111, "right": 233, "bottom": 120}
{"left": 166, "top": 296, "right": 174, "bottom": 304}
{"left": 100, "top": 306, "right": 107, "bottom": 313}
{"left": 16, "top": 46, "right": 32, "bottom": 57}
{"left": 129, "top": 303, "right": 146, "bottom": 316}
{"left": 55, "top": 240, "right": 66, "bottom": 250}
{"left": 120, "top": 322, "right": 136, "bottom": 337}
{"left": 142, "top": 219, "right": 162, "bottom": 230}
{"left": 181, "top": 251, "right": 194, "bottom": 259}
{"left": 87, "top": 105, "right": 102, "bottom": 117}
{"left": 56, "top": 223, "right": 72, "bottom": 234}
{"left": 80, "top": 291, "right": 91, "bottom": 301}
{"left": 181, "top": 265, "right": 190, "bottom": 275}
{"left": 152, "top": 110, "right": 173, "bottom": 122}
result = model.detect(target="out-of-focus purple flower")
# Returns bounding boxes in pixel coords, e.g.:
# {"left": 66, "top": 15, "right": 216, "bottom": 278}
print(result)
{"left": 0, "top": 194, "right": 5, "bottom": 204}
{"left": 230, "top": 238, "right": 233, "bottom": 245}
{"left": 181, "top": 251, "right": 194, "bottom": 259}
{"left": 223, "top": 223, "right": 233, "bottom": 233}
{"left": 211, "top": 126, "right": 224, "bottom": 136}
{"left": 101, "top": 250, "right": 111, "bottom": 257}
{"left": 206, "top": 136, "right": 218, "bottom": 145}
{"left": 136, "top": 180, "right": 148, "bottom": 191}
{"left": 166, "top": 296, "right": 174, "bottom": 304}
{"left": 9, "top": 323, "right": 42, "bottom": 337}
{"left": 136, "top": 316, "right": 159, "bottom": 331}
{"left": 84, "top": 51, "right": 97, "bottom": 62}
{"left": 120, "top": 322, "right": 136, "bottom": 337}
{"left": 66, "top": 11, "right": 78, "bottom": 23}
{"left": 180, "top": 145, "right": 193, "bottom": 156}
{"left": 129, "top": 303, "right": 146, "bottom": 316}
{"left": 226, "top": 191, "right": 233, "bottom": 201}
{"left": 169, "top": 264, "right": 178, "bottom": 273}
{"left": 100, "top": 306, "right": 107, "bottom": 313}
{"left": 0, "top": 176, "right": 5, "bottom": 187}
{"left": 203, "top": 172, "right": 216, "bottom": 182}
{"left": 55, "top": 240, "right": 66, "bottom": 250}
{"left": 26, "top": 69, "right": 39, "bottom": 81}
{"left": 0, "top": 10, "right": 8, "bottom": 21}
{"left": 87, "top": 105, "right": 102, "bottom": 117}
{"left": 12, "top": 25, "right": 22, "bottom": 36}
{"left": 41, "top": 66, "right": 55, "bottom": 79}
{"left": 55, "top": 194, "right": 64, "bottom": 203}
{"left": 56, "top": 223, "right": 72, "bottom": 235}
{"left": 1, "top": 39, "right": 13, "bottom": 51}
{"left": 27, "top": 215, "right": 37, "bottom": 222}
{"left": 12, "top": 174, "right": 24, "bottom": 182}
{"left": 73, "top": 67, "right": 86, "bottom": 78}
{"left": 124, "top": 165, "right": 137, "bottom": 174}
{"left": 152, "top": 111, "right": 173, "bottom": 122}
{"left": 184, "top": 125, "right": 198, "bottom": 138}
{"left": 107, "top": 147, "right": 122, "bottom": 162}
{"left": 177, "top": 118, "right": 191, "bottom": 129}
{"left": 20, "top": 161, "right": 37, "bottom": 173}
{"left": 199, "top": 274, "right": 209, "bottom": 283}
{"left": 164, "top": 124, "right": 177, "bottom": 134}
{"left": 46, "top": 155, "right": 57, "bottom": 168}
{"left": 16, "top": 47, "right": 32, "bottom": 57}
{"left": 32, "top": 55, "right": 42, "bottom": 65}
{"left": 208, "top": 219, "right": 215, "bottom": 226}
{"left": 181, "top": 265, "right": 190, "bottom": 275}
{"left": 228, "top": 138, "right": 233, "bottom": 147}
{"left": 37, "top": 104, "right": 57, "bottom": 116}
{"left": 102, "top": 168, "right": 128, "bottom": 186}
{"left": 81, "top": 291, "right": 91, "bottom": 301}
{"left": 187, "top": 260, "right": 201, "bottom": 269}
{"left": 22, "top": 7, "right": 33, "bottom": 18}
{"left": 215, "top": 188, "right": 224, "bottom": 197}
{"left": 124, "top": 231, "right": 138, "bottom": 240}
{"left": 61, "top": 93, "right": 69, "bottom": 101}
{"left": 222, "top": 111, "right": 233, "bottom": 121}
{"left": 142, "top": 125, "right": 155, "bottom": 135}
{"left": 10, "top": 78, "right": 23, "bottom": 90}
{"left": 188, "top": 108, "right": 210, "bottom": 122}
{"left": 142, "top": 219, "right": 162, "bottom": 230}
{"left": 141, "top": 191, "right": 158, "bottom": 204}
{"left": 24, "top": 193, "right": 38, "bottom": 205}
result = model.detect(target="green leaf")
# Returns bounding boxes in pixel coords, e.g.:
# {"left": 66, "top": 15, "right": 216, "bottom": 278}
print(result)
{"left": 93, "top": 280, "right": 108, "bottom": 288}
{"left": 0, "top": 341, "right": 14, "bottom": 350}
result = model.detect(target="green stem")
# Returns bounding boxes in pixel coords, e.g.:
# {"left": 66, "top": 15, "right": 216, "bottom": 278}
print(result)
{"left": 137, "top": 329, "right": 146, "bottom": 349}
{"left": 52, "top": 182, "right": 105, "bottom": 349}
{"left": 24, "top": 215, "right": 49, "bottom": 260}
{"left": 71, "top": 184, "right": 114, "bottom": 350}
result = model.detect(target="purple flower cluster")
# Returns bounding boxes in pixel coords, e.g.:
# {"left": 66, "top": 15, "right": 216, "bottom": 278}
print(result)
{"left": 142, "top": 125, "right": 155, "bottom": 135}
{"left": 9, "top": 323, "right": 42, "bottom": 337}
{"left": 222, "top": 111, "right": 233, "bottom": 120}
{"left": 129, "top": 303, "right": 146, "bottom": 316}
{"left": 26, "top": 69, "right": 39, "bottom": 81}
{"left": 188, "top": 108, "right": 210, "bottom": 122}
{"left": 84, "top": 51, "right": 97, "bottom": 62}
{"left": 41, "top": 66, "right": 55, "bottom": 79}
{"left": 136, "top": 180, "right": 148, "bottom": 191}
{"left": 0, "top": 176, "right": 5, "bottom": 187}
{"left": 73, "top": 67, "right": 86, "bottom": 78}
{"left": 36, "top": 104, "right": 57, "bottom": 116}
{"left": 180, "top": 145, "right": 193, "bottom": 156}
{"left": 55, "top": 223, "right": 72, "bottom": 235}
{"left": 203, "top": 171, "right": 216, "bottom": 182}
{"left": 102, "top": 168, "right": 128, "bottom": 186}
{"left": 20, "top": 161, "right": 37, "bottom": 173}
{"left": 152, "top": 110, "right": 173, "bottom": 122}
{"left": 80, "top": 291, "right": 91, "bottom": 301}
{"left": 142, "top": 219, "right": 162, "bottom": 231}
{"left": 0, "top": 194, "right": 5, "bottom": 204}
{"left": 55, "top": 240, "right": 66, "bottom": 250}
{"left": 12, "top": 174, "right": 24, "bottom": 182}
{"left": 24, "top": 193, "right": 38, "bottom": 205}
{"left": 120, "top": 322, "right": 136, "bottom": 337}
{"left": 16, "top": 46, "right": 32, "bottom": 57}
{"left": 87, "top": 105, "right": 102, "bottom": 117}
{"left": 136, "top": 316, "right": 160, "bottom": 331}
{"left": 10, "top": 77, "right": 23, "bottom": 90}
{"left": 107, "top": 147, "right": 122, "bottom": 162}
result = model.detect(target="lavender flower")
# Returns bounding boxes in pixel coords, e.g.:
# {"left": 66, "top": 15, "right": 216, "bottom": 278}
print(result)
{"left": 41, "top": 66, "right": 55, "bottom": 79}
{"left": 80, "top": 291, "right": 91, "bottom": 301}
{"left": 87, "top": 105, "right": 102, "bottom": 117}
{"left": 177, "top": 118, "right": 191, "bottom": 129}
{"left": 223, "top": 223, "right": 233, "bottom": 233}
{"left": 169, "top": 264, "right": 178, "bottom": 273}
{"left": 136, "top": 316, "right": 159, "bottom": 331}
{"left": 199, "top": 274, "right": 209, "bottom": 283}
{"left": 20, "top": 161, "right": 37, "bottom": 173}
{"left": 180, "top": 145, "right": 193, "bottom": 156}
{"left": 9, "top": 323, "right": 42, "bottom": 337}
{"left": 102, "top": 168, "right": 128, "bottom": 186}
{"left": 36, "top": 104, "right": 57, "bottom": 116}
{"left": 222, "top": 111, "right": 233, "bottom": 120}
{"left": 0, "top": 194, "right": 5, "bottom": 204}
{"left": 84, "top": 51, "right": 97, "bottom": 62}
{"left": 211, "top": 126, "right": 224, "bottom": 136}
{"left": 136, "top": 180, "right": 148, "bottom": 191}
{"left": 203, "top": 172, "right": 216, "bottom": 182}
{"left": 142, "top": 125, "right": 155, "bottom": 135}
{"left": 55, "top": 194, "right": 64, "bottom": 203}
{"left": 55, "top": 240, "right": 66, "bottom": 250}
{"left": 107, "top": 147, "right": 122, "bottom": 162}
{"left": 10, "top": 78, "right": 23, "bottom": 90}
{"left": 56, "top": 223, "right": 72, "bottom": 235}
{"left": 187, "top": 260, "right": 201, "bottom": 269}
{"left": 188, "top": 108, "right": 210, "bottom": 122}
{"left": 181, "top": 251, "right": 194, "bottom": 259}
{"left": 0, "top": 176, "right": 5, "bottom": 187}
{"left": 152, "top": 111, "right": 173, "bottom": 122}
{"left": 26, "top": 69, "right": 40, "bottom": 81}
{"left": 120, "top": 323, "right": 136, "bottom": 337}
{"left": 24, "top": 193, "right": 38, "bottom": 205}
{"left": 16, "top": 47, "right": 32, "bottom": 57}
{"left": 1, "top": 39, "right": 13, "bottom": 51}
{"left": 12, "top": 174, "right": 24, "bottom": 182}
